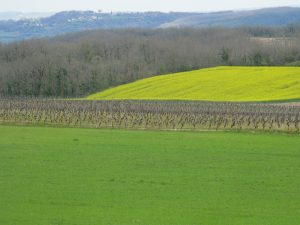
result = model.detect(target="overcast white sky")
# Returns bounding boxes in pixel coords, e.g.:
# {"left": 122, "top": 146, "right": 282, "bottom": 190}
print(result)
{"left": 1, "top": 0, "right": 300, "bottom": 12}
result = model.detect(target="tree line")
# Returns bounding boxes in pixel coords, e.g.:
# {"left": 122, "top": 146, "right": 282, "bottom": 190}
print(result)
{"left": 0, "top": 26, "right": 300, "bottom": 97}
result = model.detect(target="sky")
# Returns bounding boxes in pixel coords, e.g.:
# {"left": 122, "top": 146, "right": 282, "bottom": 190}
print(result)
{"left": 1, "top": 0, "right": 300, "bottom": 13}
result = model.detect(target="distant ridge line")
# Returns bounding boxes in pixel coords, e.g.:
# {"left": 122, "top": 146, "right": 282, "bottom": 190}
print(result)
{"left": 1, "top": 7, "right": 300, "bottom": 43}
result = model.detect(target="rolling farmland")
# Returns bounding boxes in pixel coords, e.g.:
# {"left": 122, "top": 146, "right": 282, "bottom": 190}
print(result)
{"left": 1, "top": 125, "right": 300, "bottom": 225}
{"left": 1, "top": 66, "right": 300, "bottom": 134}
{"left": 2, "top": 5, "right": 300, "bottom": 225}
{"left": 87, "top": 67, "right": 300, "bottom": 102}
{"left": 1, "top": 67, "right": 299, "bottom": 225}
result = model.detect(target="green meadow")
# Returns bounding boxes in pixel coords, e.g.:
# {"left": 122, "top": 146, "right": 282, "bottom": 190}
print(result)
{"left": 87, "top": 66, "right": 300, "bottom": 102}
{"left": 1, "top": 125, "right": 300, "bottom": 225}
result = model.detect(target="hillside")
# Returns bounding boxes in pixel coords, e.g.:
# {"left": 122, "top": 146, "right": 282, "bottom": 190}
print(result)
{"left": 161, "top": 7, "right": 300, "bottom": 28}
{"left": 1, "top": 7, "right": 300, "bottom": 43}
{"left": 87, "top": 67, "right": 300, "bottom": 102}
{"left": 0, "top": 11, "right": 195, "bottom": 43}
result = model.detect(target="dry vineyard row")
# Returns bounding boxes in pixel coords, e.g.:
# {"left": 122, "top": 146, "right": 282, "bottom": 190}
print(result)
{"left": 1, "top": 99, "right": 300, "bottom": 132}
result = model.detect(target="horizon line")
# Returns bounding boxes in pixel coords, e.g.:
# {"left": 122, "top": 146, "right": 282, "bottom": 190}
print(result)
{"left": 0, "top": 4, "right": 300, "bottom": 14}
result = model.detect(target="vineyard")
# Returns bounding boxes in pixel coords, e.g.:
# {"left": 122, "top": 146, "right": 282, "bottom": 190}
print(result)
{"left": 1, "top": 98, "right": 300, "bottom": 132}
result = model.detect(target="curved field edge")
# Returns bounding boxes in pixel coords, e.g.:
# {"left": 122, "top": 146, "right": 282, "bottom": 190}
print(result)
{"left": 87, "top": 66, "right": 300, "bottom": 102}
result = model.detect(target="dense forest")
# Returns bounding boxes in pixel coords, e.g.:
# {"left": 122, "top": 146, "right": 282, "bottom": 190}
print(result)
{"left": 0, "top": 26, "right": 300, "bottom": 97}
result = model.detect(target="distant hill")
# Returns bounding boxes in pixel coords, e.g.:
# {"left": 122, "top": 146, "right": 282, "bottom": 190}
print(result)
{"left": 0, "top": 11, "right": 195, "bottom": 43}
{"left": 1, "top": 7, "right": 300, "bottom": 43}
{"left": 87, "top": 67, "right": 300, "bottom": 102}
{"left": 160, "top": 7, "right": 300, "bottom": 28}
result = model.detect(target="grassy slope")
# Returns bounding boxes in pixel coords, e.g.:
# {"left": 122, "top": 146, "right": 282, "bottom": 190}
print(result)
{"left": 87, "top": 66, "right": 300, "bottom": 102}
{"left": 1, "top": 126, "right": 300, "bottom": 225}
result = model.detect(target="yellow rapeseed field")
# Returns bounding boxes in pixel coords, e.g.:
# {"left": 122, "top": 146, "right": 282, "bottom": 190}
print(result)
{"left": 87, "top": 66, "right": 300, "bottom": 102}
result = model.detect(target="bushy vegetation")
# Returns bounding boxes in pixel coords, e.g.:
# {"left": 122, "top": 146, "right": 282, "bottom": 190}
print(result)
{"left": 87, "top": 66, "right": 300, "bottom": 101}
{"left": 1, "top": 27, "right": 300, "bottom": 97}
{"left": 1, "top": 126, "right": 300, "bottom": 225}
{"left": 1, "top": 98, "right": 300, "bottom": 132}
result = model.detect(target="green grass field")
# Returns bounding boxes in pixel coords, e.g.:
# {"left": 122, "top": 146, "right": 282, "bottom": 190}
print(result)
{"left": 1, "top": 125, "right": 300, "bottom": 225}
{"left": 87, "top": 66, "right": 300, "bottom": 102}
